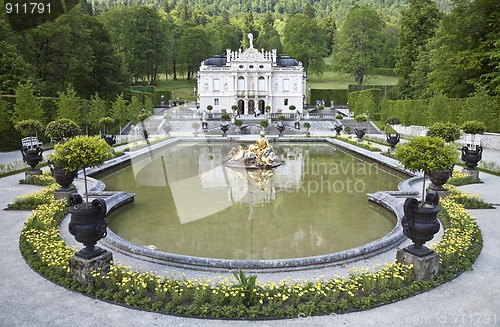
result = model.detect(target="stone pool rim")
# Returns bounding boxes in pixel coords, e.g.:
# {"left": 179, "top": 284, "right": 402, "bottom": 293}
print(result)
{"left": 83, "top": 136, "right": 415, "bottom": 272}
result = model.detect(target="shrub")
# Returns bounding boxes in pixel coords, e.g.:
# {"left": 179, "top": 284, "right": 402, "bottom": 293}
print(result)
{"left": 354, "top": 114, "right": 368, "bottom": 122}
{"left": 289, "top": 105, "right": 296, "bottom": 110}
{"left": 426, "top": 122, "right": 461, "bottom": 143}
{"left": 221, "top": 113, "right": 230, "bottom": 120}
{"left": 14, "top": 119, "right": 43, "bottom": 137}
{"left": 303, "top": 122, "right": 311, "bottom": 128}
{"left": 385, "top": 116, "right": 401, "bottom": 125}
{"left": 45, "top": 118, "right": 80, "bottom": 142}
{"left": 278, "top": 115, "right": 285, "bottom": 120}
{"left": 235, "top": 119, "right": 243, "bottom": 126}
{"left": 461, "top": 121, "right": 486, "bottom": 135}
{"left": 395, "top": 136, "right": 458, "bottom": 203}
{"left": 259, "top": 120, "right": 269, "bottom": 128}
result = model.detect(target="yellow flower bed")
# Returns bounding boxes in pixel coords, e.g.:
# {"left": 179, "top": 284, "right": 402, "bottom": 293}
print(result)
{"left": 19, "top": 184, "right": 482, "bottom": 318}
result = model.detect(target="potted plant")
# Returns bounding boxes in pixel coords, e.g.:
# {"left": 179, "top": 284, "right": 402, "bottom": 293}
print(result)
{"left": 15, "top": 119, "right": 44, "bottom": 174}
{"left": 260, "top": 119, "right": 269, "bottom": 131}
{"left": 317, "top": 105, "right": 324, "bottom": 111}
{"left": 52, "top": 135, "right": 113, "bottom": 259}
{"left": 354, "top": 114, "right": 368, "bottom": 141}
{"left": 335, "top": 114, "right": 343, "bottom": 120}
{"left": 192, "top": 122, "right": 200, "bottom": 134}
{"left": 220, "top": 113, "right": 230, "bottom": 136}
{"left": 303, "top": 122, "right": 311, "bottom": 136}
{"left": 45, "top": 118, "right": 80, "bottom": 143}
{"left": 99, "top": 117, "right": 116, "bottom": 146}
{"left": 395, "top": 136, "right": 458, "bottom": 257}
{"left": 289, "top": 105, "right": 296, "bottom": 111}
{"left": 425, "top": 122, "right": 461, "bottom": 190}
{"left": 234, "top": 119, "right": 243, "bottom": 134}
{"left": 334, "top": 124, "right": 343, "bottom": 136}
{"left": 386, "top": 133, "right": 400, "bottom": 150}
{"left": 265, "top": 105, "right": 271, "bottom": 113}
{"left": 461, "top": 121, "right": 485, "bottom": 170}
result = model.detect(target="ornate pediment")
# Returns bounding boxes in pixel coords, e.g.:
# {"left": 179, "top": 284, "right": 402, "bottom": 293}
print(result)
{"left": 237, "top": 48, "right": 266, "bottom": 62}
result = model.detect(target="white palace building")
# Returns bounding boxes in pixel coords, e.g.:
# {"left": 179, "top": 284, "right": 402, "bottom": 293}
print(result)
{"left": 197, "top": 34, "right": 307, "bottom": 116}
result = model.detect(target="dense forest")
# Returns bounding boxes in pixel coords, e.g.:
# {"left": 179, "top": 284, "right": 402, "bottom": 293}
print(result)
{"left": 0, "top": 0, "right": 498, "bottom": 118}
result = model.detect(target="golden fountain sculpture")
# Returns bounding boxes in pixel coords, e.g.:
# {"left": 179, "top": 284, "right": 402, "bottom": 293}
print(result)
{"left": 226, "top": 131, "right": 281, "bottom": 169}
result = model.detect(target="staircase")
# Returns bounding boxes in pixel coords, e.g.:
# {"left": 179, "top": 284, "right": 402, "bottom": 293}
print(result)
{"left": 340, "top": 118, "right": 382, "bottom": 135}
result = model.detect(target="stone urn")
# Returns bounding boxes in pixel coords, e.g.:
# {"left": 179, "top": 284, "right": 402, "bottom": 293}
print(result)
{"left": 102, "top": 134, "right": 116, "bottom": 147}
{"left": 386, "top": 133, "right": 400, "bottom": 149}
{"left": 21, "top": 146, "right": 44, "bottom": 172}
{"left": 354, "top": 128, "right": 366, "bottom": 141}
{"left": 68, "top": 194, "right": 108, "bottom": 259}
{"left": 277, "top": 123, "right": 285, "bottom": 137}
{"left": 428, "top": 169, "right": 452, "bottom": 192}
{"left": 461, "top": 146, "right": 483, "bottom": 169}
{"left": 220, "top": 122, "right": 229, "bottom": 137}
{"left": 334, "top": 124, "right": 343, "bottom": 136}
{"left": 402, "top": 193, "right": 441, "bottom": 257}
{"left": 51, "top": 166, "right": 78, "bottom": 190}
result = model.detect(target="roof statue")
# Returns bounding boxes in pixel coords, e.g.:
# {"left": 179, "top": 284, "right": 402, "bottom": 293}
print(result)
{"left": 248, "top": 33, "right": 254, "bottom": 49}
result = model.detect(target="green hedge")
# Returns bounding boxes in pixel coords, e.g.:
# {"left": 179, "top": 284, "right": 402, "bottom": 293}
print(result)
{"left": 348, "top": 89, "right": 382, "bottom": 120}
{"left": 131, "top": 85, "right": 155, "bottom": 93}
{"left": 153, "top": 90, "right": 172, "bottom": 104}
{"left": 378, "top": 94, "right": 500, "bottom": 132}
{"left": 310, "top": 89, "right": 348, "bottom": 105}
{"left": 348, "top": 84, "right": 395, "bottom": 98}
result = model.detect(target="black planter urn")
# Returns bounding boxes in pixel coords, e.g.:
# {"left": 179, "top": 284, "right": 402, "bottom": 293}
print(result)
{"left": 277, "top": 123, "right": 286, "bottom": 137}
{"left": 102, "top": 134, "right": 116, "bottom": 147}
{"left": 334, "top": 124, "right": 343, "bottom": 136}
{"left": 68, "top": 194, "right": 108, "bottom": 259}
{"left": 220, "top": 122, "right": 229, "bottom": 137}
{"left": 354, "top": 128, "right": 366, "bottom": 141}
{"left": 21, "top": 146, "right": 44, "bottom": 171}
{"left": 461, "top": 146, "right": 483, "bottom": 169}
{"left": 51, "top": 166, "right": 78, "bottom": 190}
{"left": 402, "top": 193, "right": 441, "bottom": 257}
{"left": 386, "top": 133, "right": 400, "bottom": 148}
{"left": 428, "top": 169, "right": 452, "bottom": 192}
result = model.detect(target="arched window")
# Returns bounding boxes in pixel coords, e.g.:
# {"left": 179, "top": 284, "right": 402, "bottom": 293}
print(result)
{"left": 237, "top": 76, "right": 245, "bottom": 91}
{"left": 258, "top": 76, "right": 265, "bottom": 91}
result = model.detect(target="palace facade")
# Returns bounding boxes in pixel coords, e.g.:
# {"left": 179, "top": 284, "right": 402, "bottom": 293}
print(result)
{"left": 197, "top": 34, "right": 307, "bottom": 115}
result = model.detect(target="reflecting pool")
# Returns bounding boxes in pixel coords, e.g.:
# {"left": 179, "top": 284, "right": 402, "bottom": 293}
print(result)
{"left": 100, "top": 142, "right": 404, "bottom": 260}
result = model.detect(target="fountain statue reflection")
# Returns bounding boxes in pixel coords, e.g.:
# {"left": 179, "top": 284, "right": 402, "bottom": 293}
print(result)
{"left": 226, "top": 131, "right": 281, "bottom": 168}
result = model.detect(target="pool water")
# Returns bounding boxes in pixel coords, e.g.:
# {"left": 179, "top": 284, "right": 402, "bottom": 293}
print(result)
{"left": 100, "top": 142, "right": 403, "bottom": 260}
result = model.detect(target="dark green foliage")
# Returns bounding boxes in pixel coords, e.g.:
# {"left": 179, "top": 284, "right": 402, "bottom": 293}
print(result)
{"left": 310, "top": 89, "right": 348, "bottom": 106}
{"left": 334, "top": 6, "right": 385, "bottom": 84}
{"left": 461, "top": 121, "right": 486, "bottom": 135}
{"left": 395, "top": 0, "right": 441, "bottom": 99}
{"left": 426, "top": 122, "right": 460, "bottom": 143}
{"left": 45, "top": 118, "right": 80, "bottom": 141}
{"left": 348, "top": 89, "right": 381, "bottom": 120}
{"left": 385, "top": 116, "right": 401, "bottom": 125}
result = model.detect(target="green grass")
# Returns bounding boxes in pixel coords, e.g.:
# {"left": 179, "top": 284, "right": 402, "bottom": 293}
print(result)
{"left": 155, "top": 76, "right": 198, "bottom": 102}
{"left": 307, "top": 71, "right": 398, "bottom": 89}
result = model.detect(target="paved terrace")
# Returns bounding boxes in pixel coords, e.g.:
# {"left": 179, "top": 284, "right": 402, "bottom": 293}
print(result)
{"left": 0, "top": 135, "right": 499, "bottom": 327}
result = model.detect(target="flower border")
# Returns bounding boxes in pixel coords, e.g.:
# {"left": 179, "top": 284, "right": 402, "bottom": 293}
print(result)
{"left": 19, "top": 183, "right": 482, "bottom": 319}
